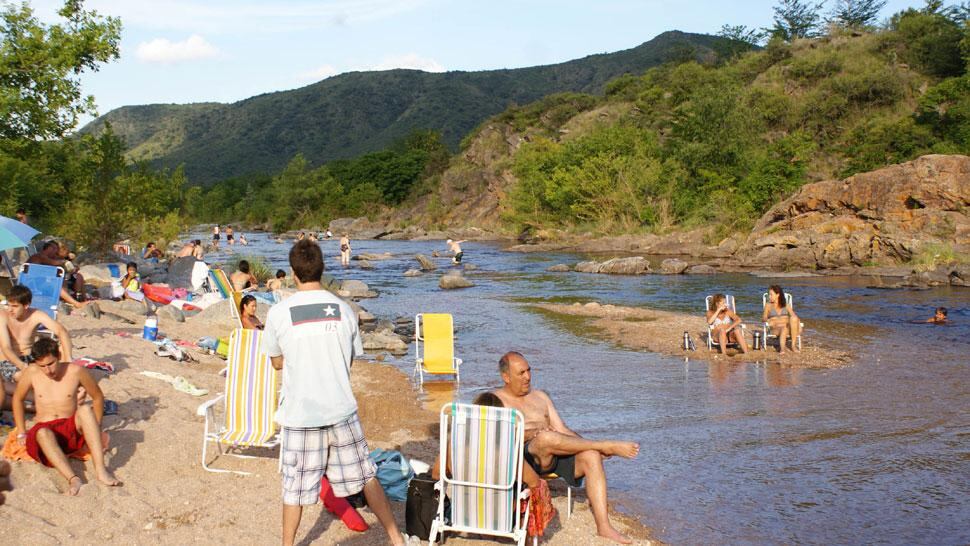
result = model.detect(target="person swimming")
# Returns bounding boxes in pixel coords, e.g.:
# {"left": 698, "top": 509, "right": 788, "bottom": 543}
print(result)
{"left": 926, "top": 307, "right": 948, "bottom": 324}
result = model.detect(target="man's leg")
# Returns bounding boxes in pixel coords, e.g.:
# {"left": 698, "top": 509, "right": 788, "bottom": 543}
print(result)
{"left": 282, "top": 504, "right": 303, "bottom": 546}
{"left": 528, "top": 430, "right": 639, "bottom": 467}
{"left": 74, "top": 405, "right": 119, "bottom": 486}
{"left": 361, "top": 477, "right": 405, "bottom": 546}
{"left": 33, "top": 428, "right": 82, "bottom": 496}
{"left": 574, "top": 450, "right": 631, "bottom": 544}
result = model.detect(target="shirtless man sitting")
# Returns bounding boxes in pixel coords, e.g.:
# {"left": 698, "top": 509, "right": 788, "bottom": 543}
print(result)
{"left": 230, "top": 260, "right": 258, "bottom": 292}
{"left": 12, "top": 338, "right": 120, "bottom": 495}
{"left": 1, "top": 285, "right": 73, "bottom": 403}
{"left": 494, "top": 351, "right": 640, "bottom": 544}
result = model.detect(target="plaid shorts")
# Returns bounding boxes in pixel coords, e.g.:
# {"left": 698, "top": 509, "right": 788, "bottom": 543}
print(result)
{"left": 281, "top": 412, "right": 376, "bottom": 505}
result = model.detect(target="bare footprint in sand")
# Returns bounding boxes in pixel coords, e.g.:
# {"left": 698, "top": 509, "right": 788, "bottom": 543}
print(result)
{"left": 604, "top": 441, "right": 640, "bottom": 459}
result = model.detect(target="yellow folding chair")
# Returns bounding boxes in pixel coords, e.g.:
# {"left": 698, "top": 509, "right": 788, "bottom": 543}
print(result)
{"left": 414, "top": 313, "right": 462, "bottom": 386}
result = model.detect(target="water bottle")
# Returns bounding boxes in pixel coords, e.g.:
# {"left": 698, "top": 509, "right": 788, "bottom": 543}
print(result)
{"left": 143, "top": 316, "right": 158, "bottom": 341}
{"left": 753, "top": 330, "right": 762, "bottom": 350}
{"left": 683, "top": 331, "right": 690, "bottom": 351}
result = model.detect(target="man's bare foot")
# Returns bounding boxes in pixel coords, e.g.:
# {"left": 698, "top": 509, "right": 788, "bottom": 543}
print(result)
{"left": 96, "top": 469, "right": 121, "bottom": 487}
{"left": 66, "top": 475, "right": 82, "bottom": 496}
{"left": 597, "top": 525, "right": 633, "bottom": 544}
{"left": 602, "top": 441, "right": 640, "bottom": 459}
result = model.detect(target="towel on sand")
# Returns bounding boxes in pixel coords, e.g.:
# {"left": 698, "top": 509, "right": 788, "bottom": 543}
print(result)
{"left": 3, "top": 430, "right": 109, "bottom": 462}
{"left": 72, "top": 357, "right": 114, "bottom": 374}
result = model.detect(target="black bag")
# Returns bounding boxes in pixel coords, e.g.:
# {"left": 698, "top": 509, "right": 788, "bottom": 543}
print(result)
{"left": 405, "top": 472, "right": 448, "bottom": 539}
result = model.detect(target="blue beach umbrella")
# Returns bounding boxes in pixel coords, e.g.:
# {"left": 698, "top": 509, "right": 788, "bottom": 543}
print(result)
{"left": 0, "top": 214, "right": 41, "bottom": 252}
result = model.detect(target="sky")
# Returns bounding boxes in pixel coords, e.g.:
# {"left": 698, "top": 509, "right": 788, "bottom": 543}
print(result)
{"left": 28, "top": 0, "right": 923, "bottom": 127}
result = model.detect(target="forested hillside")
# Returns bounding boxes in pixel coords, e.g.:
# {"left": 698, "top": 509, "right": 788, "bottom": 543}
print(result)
{"left": 81, "top": 31, "right": 745, "bottom": 184}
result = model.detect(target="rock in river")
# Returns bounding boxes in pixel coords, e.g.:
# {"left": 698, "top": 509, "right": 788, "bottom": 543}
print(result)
{"left": 574, "top": 256, "right": 651, "bottom": 275}
{"left": 439, "top": 270, "right": 474, "bottom": 289}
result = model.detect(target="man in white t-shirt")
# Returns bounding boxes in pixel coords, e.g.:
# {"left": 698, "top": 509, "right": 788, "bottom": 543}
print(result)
{"left": 263, "top": 240, "right": 404, "bottom": 546}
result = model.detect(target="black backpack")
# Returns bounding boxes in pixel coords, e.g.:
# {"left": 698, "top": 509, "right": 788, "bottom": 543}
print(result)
{"left": 405, "top": 473, "right": 449, "bottom": 539}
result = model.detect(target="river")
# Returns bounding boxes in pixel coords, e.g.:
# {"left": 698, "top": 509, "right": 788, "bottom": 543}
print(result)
{"left": 200, "top": 233, "right": 969, "bottom": 546}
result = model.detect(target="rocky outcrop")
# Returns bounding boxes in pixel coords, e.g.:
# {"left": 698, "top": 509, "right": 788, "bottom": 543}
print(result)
{"left": 574, "top": 257, "right": 651, "bottom": 275}
{"left": 738, "top": 155, "right": 970, "bottom": 269}
{"left": 361, "top": 329, "right": 409, "bottom": 354}
{"left": 686, "top": 264, "right": 718, "bottom": 275}
{"left": 547, "top": 264, "right": 571, "bottom": 272}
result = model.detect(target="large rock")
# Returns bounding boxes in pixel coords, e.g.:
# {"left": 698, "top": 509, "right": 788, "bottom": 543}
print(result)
{"left": 157, "top": 305, "right": 186, "bottom": 323}
{"left": 574, "top": 256, "right": 651, "bottom": 275}
{"left": 338, "top": 279, "right": 377, "bottom": 298}
{"left": 660, "top": 258, "right": 689, "bottom": 275}
{"left": 166, "top": 256, "right": 201, "bottom": 289}
{"left": 686, "top": 264, "right": 718, "bottom": 275}
{"left": 361, "top": 330, "right": 409, "bottom": 354}
{"left": 77, "top": 263, "right": 124, "bottom": 286}
{"left": 547, "top": 264, "right": 571, "bottom": 272}
{"left": 415, "top": 254, "right": 437, "bottom": 271}
{"left": 738, "top": 155, "right": 970, "bottom": 269}
{"left": 353, "top": 252, "right": 393, "bottom": 261}
{"left": 403, "top": 269, "right": 423, "bottom": 277}
{"left": 357, "top": 260, "right": 374, "bottom": 270}
{"left": 439, "top": 270, "right": 474, "bottom": 289}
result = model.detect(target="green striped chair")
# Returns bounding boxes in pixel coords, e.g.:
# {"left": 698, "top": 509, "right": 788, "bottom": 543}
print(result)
{"left": 429, "top": 403, "right": 530, "bottom": 546}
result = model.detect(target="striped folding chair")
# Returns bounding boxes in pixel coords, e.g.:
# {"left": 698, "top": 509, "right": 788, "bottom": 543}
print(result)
{"left": 414, "top": 313, "right": 462, "bottom": 386}
{"left": 209, "top": 268, "right": 243, "bottom": 328}
{"left": 429, "top": 403, "right": 530, "bottom": 546}
{"left": 196, "top": 328, "right": 280, "bottom": 474}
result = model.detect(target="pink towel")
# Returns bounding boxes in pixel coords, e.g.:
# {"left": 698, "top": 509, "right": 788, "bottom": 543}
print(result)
{"left": 72, "top": 357, "right": 114, "bottom": 374}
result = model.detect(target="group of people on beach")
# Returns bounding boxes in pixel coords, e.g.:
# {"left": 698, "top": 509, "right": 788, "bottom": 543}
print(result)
{"left": 265, "top": 240, "right": 638, "bottom": 545}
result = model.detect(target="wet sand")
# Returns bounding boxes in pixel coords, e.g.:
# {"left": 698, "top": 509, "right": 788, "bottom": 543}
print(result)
{"left": 1, "top": 308, "right": 657, "bottom": 545}
{"left": 529, "top": 302, "right": 853, "bottom": 368}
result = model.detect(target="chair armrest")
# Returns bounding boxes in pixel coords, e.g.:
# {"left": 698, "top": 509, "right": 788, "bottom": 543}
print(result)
{"left": 454, "top": 358, "right": 462, "bottom": 368}
{"left": 196, "top": 394, "right": 225, "bottom": 417}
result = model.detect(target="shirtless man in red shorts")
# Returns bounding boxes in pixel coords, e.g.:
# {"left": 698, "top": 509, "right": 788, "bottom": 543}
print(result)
{"left": 12, "top": 338, "right": 120, "bottom": 495}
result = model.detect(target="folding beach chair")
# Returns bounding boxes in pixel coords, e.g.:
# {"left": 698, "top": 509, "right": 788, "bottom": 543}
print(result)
{"left": 18, "top": 263, "right": 65, "bottom": 320}
{"left": 705, "top": 294, "right": 746, "bottom": 351}
{"left": 762, "top": 292, "right": 804, "bottom": 351}
{"left": 429, "top": 403, "right": 530, "bottom": 546}
{"left": 208, "top": 268, "right": 243, "bottom": 328}
{"left": 414, "top": 313, "right": 462, "bottom": 386}
{"left": 197, "top": 328, "right": 280, "bottom": 475}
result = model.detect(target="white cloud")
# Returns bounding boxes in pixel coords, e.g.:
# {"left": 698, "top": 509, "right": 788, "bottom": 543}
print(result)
{"left": 135, "top": 35, "right": 221, "bottom": 63}
{"left": 34, "top": 0, "right": 433, "bottom": 34}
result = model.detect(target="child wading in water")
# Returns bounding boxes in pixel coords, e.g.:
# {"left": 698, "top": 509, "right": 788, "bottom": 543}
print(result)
{"left": 12, "top": 338, "right": 121, "bottom": 495}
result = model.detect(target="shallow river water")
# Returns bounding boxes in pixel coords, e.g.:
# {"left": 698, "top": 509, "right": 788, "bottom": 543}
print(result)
{"left": 202, "top": 234, "right": 969, "bottom": 546}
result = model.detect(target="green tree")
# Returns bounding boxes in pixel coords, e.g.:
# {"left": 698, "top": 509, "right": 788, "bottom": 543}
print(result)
{"left": 718, "top": 24, "right": 768, "bottom": 46}
{"left": 769, "top": 0, "right": 825, "bottom": 41}
{"left": 0, "top": 0, "right": 121, "bottom": 140}
{"left": 827, "top": 0, "right": 888, "bottom": 29}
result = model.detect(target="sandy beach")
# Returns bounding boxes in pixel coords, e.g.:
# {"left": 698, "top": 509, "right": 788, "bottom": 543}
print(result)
{"left": 0, "top": 305, "right": 658, "bottom": 545}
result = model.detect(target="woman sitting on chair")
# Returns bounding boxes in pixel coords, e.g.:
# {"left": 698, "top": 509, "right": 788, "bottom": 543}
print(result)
{"left": 762, "top": 284, "right": 800, "bottom": 353}
{"left": 706, "top": 293, "right": 748, "bottom": 354}
{"left": 239, "top": 294, "right": 263, "bottom": 330}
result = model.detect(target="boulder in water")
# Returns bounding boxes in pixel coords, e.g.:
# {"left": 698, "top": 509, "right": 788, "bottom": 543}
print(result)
{"left": 403, "top": 269, "right": 423, "bottom": 277}
{"left": 660, "top": 258, "right": 689, "bottom": 275}
{"left": 362, "top": 330, "right": 408, "bottom": 354}
{"left": 357, "top": 260, "right": 374, "bottom": 270}
{"left": 415, "top": 254, "right": 437, "bottom": 271}
{"left": 686, "top": 264, "right": 718, "bottom": 275}
{"left": 338, "top": 279, "right": 377, "bottom": 298}
{"left": 547, "top": 264, "right": 571, "bottom": 272}
{"left": 439, "top": 270, "right": 474, "bottom": 289}
{"left": 575, "top": 257, "right": 651, "bottom": 275}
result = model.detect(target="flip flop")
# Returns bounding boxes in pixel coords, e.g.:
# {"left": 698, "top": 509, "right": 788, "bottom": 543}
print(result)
{"left": 103, "top": 400, "right": 119, "bottom": 415}
{"left": 172, "top": 376, "right": 208, "bottom": 397}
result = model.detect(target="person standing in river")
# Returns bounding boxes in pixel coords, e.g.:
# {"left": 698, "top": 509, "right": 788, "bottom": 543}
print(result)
{"left": 226, "top": 226, "right": 235, "bottom": 246}
{"left": 339, "top": 234, "right": 351, "bottom": 266}
{"left": 446, "top": 239, "right": 466, "bottom": 264}
{"left": 212, "top": 225, "right": 220, "bottom": 249}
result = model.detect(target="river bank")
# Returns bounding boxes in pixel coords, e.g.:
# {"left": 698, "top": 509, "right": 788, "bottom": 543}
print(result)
{"left": 0, "top": 304, "right": 658, "bottom": 545}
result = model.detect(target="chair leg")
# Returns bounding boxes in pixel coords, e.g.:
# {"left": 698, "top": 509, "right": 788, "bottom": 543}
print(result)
{"left": 567, "top": 485, "right": 572, "bottom": 518}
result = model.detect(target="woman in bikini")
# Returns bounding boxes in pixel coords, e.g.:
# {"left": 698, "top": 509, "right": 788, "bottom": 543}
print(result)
{"left": 706, "top": 293, "right": 749, "bottom": 354}
{"left": 239, "top": 295, "right": 263, "bottom": 330}
{"left": 762, "top": 284, "right": 800, "bottom": 353}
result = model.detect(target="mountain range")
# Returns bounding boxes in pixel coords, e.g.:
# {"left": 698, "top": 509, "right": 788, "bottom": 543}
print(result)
{"left": 81, "top": 31, "right": 744, "bottom": 184}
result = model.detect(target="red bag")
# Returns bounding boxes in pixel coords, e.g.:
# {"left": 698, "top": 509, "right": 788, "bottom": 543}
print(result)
{"left": 320, "top": 477, "right": 369, "bottom": 532}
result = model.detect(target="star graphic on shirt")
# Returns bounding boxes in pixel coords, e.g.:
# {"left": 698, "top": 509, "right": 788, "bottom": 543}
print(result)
{"left": 324, "top": 305, "right": 336, "bottom": 316}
